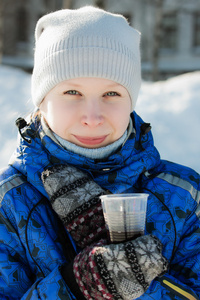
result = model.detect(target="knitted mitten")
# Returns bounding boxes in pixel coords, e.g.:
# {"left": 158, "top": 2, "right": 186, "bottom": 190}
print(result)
{"left": 42, "top": 164, "right": 107, "bottom": 248}
{"left": 74, "top": 235, "right": 168, "bottom": 300}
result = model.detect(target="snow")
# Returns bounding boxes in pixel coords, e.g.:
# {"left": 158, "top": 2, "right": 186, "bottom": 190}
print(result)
{"left": 0, "top": 65, "right": 200, "bottom": 173}
{"left": 136, "top": 71, "right": 200, "bottom": 173}
{"left": 0, "top": 66, "right": 33, "bottom": 166}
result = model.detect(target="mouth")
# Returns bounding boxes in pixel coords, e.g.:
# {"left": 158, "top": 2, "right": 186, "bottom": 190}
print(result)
{"left": 73, "top": 135, "right": 108, "bottom": 146}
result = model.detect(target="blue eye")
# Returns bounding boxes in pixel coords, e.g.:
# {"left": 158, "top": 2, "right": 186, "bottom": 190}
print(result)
{"left": 105, "top": 91, "right": 120, "bottom": 97}
{"left": 64, "top": 90, "right": 80, "bottom": 95}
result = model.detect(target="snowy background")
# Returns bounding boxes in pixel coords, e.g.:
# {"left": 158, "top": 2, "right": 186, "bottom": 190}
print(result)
{"left": 0, "top": 65, "right": 200, "bottom": 173}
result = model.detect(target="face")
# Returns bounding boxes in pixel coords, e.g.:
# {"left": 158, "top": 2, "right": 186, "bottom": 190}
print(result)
{"left": 40, "top": 77, "right": 131, "bottom": 148}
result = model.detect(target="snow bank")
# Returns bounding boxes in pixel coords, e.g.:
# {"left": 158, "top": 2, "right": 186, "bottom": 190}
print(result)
{"left": 0, "top": 65, "right": 33, "bottom": 166}
{"left": 136, "top": 71, "right": 200, "bottom": 172}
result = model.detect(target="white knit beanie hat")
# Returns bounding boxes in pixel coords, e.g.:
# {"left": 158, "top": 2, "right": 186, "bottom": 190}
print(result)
{"left": 32, "top": 6, "right": 141, "bottom": 110}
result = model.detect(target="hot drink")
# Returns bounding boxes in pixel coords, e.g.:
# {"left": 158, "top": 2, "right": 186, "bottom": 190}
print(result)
{"left": 100, "top": 193, "right": 148, "bottom": 243}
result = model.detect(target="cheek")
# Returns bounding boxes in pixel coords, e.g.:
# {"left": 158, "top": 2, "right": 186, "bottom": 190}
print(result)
{"left": 45, "top": 103, "right": 80, "bottom": 136}
{"left": 48, "top": 108, "right": 68, "bottom": 131}
{"left": 117, "top": 114, "right": 130, "bottom": 133}
{"left": 109, "top": 105, "right": 130, "bottom": 134}
{"left": 40, "top": 101, "right": 64, "bottom": 131}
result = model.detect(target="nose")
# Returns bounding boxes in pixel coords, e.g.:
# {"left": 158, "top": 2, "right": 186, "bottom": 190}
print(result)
{"left": 81, "top": 100, "right": 104, "bottom": 127}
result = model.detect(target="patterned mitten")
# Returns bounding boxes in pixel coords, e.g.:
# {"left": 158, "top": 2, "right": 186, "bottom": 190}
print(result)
{"left": 74, "top": 235, "right": 168, "bottom": 300}
{"left": 42, "top": 164, "right": 107, "bottom": 248}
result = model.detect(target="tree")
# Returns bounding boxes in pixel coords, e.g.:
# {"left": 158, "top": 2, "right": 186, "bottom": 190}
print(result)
{"left": 151, "top": 0, "right": 193, "bottom": 81}
{"left": 0, "top": 0, "right": 4, "bottom": 64}
{"left": 152, "top": 0, "right": 163, "bottom": 81}
{"left": 62, "top": 0, "right": 72, "bottom": 9}
{"left": 94, "top": 0, "right": 105, "bottom": 8}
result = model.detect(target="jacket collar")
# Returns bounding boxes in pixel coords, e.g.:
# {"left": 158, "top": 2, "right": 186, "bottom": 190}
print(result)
{"left": 10, "top": 112, "right": 161, "bottom": 196}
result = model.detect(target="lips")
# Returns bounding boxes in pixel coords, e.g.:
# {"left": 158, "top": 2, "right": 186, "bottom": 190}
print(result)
{"left": 73, "top": 135, "right": 108, "bottom": 146}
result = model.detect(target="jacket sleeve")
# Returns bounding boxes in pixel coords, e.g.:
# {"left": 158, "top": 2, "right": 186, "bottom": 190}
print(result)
{"left": 143, "top": 200, "right": 200, "bottom": 300}
{"left": 0, "top": 208, "right": 76, "bottom": 300}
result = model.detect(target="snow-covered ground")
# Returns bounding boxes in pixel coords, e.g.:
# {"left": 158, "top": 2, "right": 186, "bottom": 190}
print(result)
{"left": 0, "top": 65, "right": 200, "bottom": 173}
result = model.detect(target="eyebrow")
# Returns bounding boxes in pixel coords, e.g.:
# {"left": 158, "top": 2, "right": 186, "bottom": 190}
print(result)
{"left": 106, "top": 83, "right": 121, "bottom": 88}
{"left": 65, "top": 82, "right": 81, "bottom": 87}
{"left": 64, "top": 81, "right": 122, "bottom": 88}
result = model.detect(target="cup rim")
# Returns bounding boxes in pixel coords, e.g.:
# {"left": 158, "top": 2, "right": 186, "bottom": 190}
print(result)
{"left": 100, "top": 193, "right": 149, "bottom": 200}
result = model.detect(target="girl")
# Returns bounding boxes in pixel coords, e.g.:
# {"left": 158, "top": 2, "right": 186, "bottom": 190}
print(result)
{"left": 0, "top": 6, "right": 200, "bottom": 300}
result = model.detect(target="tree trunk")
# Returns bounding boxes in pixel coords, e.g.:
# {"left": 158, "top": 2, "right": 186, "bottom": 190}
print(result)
{"left": 94, "top": 0, "right": 105, "bottom": 8}
{"left": 0, "top": 0, "right": 4, "bottom": 63}
{"left": 62, "top": 0, "right": 72, "bottom": 9}
{"left": 152, "top": 0, "right": 163, "bottom": 81}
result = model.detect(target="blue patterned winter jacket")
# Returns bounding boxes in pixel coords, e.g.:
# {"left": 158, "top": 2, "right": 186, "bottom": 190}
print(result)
{"left": 0, "top": 112, "right": 200, "bottom": 300}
